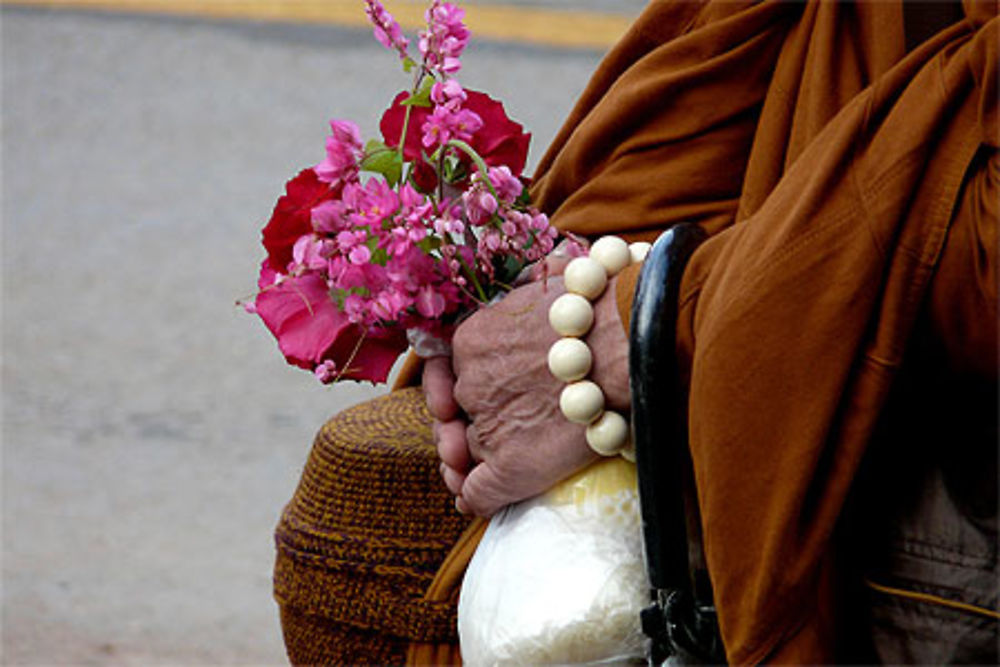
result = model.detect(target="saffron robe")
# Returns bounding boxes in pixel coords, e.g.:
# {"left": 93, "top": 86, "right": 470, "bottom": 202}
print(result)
{"left": 530, "top": 0, "right": 998, "bottom": 661}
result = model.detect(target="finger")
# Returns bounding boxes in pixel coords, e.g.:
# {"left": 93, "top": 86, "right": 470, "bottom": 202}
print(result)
{"left": 435, "top": 419, "right": 472, "bottom": 471}
{"left": 455, "top": 496, "right": 472, "bottom": 515}
{"left": 543, "top": 253, "right": 572, "bottom": 277}
{"left": 458, "top": 462, "right": 509, "bottom": 518}
{"left": 455, "top": 496, "right": 472, "bottom": 514}
{"left": 439, "top": 462, "right": 466, "bottom": 496}
{"left": 422, "top": 356, "right": 459, "bottom": 421}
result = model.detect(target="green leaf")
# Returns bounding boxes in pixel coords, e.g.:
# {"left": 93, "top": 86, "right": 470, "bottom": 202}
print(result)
{"left": 330, "top": 286, "right": 371, "bottom": 309}
{"left": 402, "top": 57, "right": 417, "bottom": 73}
{"left": 442, "top": 155, "right": 467, "bottom": 184}
{"left": 331, "top": 288, "right": 348, "bottom": 310}
{"left": 417, "top": 236, "right": 443, "bottom": 253}
{"left": 364, "top": 139, "right": 389, "bottom": 154}
{"left": 360, "top": 142, "right": 404, "bottom": 186}
{"left": 497, "top": 255, "right": 525, "bottom": 284}
{"left": 401, "top": 76, "right": 435, "bottom": 108}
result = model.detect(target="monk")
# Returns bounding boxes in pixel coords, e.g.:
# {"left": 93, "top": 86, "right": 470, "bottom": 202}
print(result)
{"left": 276, "top": 0, "right": 998, "bottom": 663}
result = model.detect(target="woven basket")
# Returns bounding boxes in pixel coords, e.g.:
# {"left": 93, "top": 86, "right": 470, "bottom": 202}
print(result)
{"left": 274, "top": 387, "right": 473, "bottom": 665}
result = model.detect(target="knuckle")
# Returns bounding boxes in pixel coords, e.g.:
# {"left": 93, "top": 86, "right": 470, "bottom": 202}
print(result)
{"left": 453, "top": 375, "right": 472, "bottom": 412}
{"left": 452, "top": 318, "right": 478, "bottom": 357}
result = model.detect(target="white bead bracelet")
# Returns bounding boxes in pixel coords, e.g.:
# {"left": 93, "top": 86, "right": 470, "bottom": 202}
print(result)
{"left": 547, "top": 236, "right": 647, "bottom": 460}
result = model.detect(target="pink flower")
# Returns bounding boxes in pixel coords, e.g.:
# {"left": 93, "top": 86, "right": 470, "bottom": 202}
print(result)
{"left": 349, "top": 245, "right": 372, "bottom": 265}
{"left": 336, "top": 229, "right": 366, "bottom": 251}
{"left": 451, "top": 108, "right": 483, "bottom": 142}
{"left": 316, "top": 120, "right": 363, "bottom": 185}
{"left": 331, "top": 120, "right": 362, "bottom": 149}
{"left": 372, "top": 288, "right": 412, "bottom": 322}
{"left": 420, "top": 106, "right": 482, "bottom": 152}
{"left": 311, "top": 199, "right": 348, "bottom": 233}
{"left": 415, "top": 284, "right": 447, "bottom": 318}
{"left": 364, "top": 0, "right": 410, "bottom": 60}
{"left": 314, "top": 359, "right": 340, "bottom": 384}
{"left": 356, "top": 178, "right": 400, "bottom": 226}
{"left": 487, "top": 165, "right": 523, "bottom": 203}
{"left": 291, "top": 234, "right": 328, "bottom": 272}
{"left": 342, "top": 293, "right": 367, "bottom": 323}
{"left": 431, "top": 79, "right": 467, "bottom": 108}
{"left": 253, "top": 267, "right": 407, "bottom": 383}
{"left": 398, "top": 183, "right": 434, "bottom": 228}
{"left": 421, "top": 105, "right": 456, "bottom": 149}
{"left": 420, "top": 1, "right": 469, "bottom": 73}
{"left": 433, "top": 214, "right": 464, "bottom": 236}
{"left": 316, "top": 120, "right": 363, "bottom": 184}
{"left": 483, "top": 230, "right": 502, "bottom": 252}
{"left": 463, "top": 187, "right": 497, "bottom": 225}
{"left": 262, "top": 168, "right": 339, "bottom": 273}
{"left": 381, "top": 89, "right": 530, "bottom": 177}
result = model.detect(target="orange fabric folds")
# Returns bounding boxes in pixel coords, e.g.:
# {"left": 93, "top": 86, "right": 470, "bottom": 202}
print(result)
{"left": 531, "top": 0, "right": 997, "bottom": 662}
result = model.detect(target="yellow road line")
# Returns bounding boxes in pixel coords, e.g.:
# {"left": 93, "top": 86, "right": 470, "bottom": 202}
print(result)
{"left": 1, "top": 0, "right": 634, "bottom": 50}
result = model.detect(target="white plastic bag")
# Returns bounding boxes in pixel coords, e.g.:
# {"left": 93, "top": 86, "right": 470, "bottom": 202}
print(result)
{"left": 458, "top": 457, "right": 648, "bottom": 666}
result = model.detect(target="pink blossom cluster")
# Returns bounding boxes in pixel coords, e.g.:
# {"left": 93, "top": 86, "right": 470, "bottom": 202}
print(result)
{"left": 364, "top": 0, "right": 410, "bottom": 60}
{"left": 462, "top": 165, "right": 557, "bottom": 279}
{"left": 315, "top": 120, "right": 363, "bottom": 185}
{"left": 251, "top": 0, "right": 559, "bottom": 385}
{"left": 421, "top": 79, "right": 482, "bottom": 152}
{"left": 419, "top": 1, "right": 470, "bottom": 74}
{"left": 288, "top": 135, "right": 471, "bottom": 330}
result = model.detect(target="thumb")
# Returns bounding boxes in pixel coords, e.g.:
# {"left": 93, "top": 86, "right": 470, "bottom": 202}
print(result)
{"left": 422, "top": 355, "right": 459, "bottom": 421}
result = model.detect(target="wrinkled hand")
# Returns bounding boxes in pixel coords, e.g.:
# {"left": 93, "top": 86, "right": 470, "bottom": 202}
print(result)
{"left": 423, "top": 275, "right": 629, "bottom": 516}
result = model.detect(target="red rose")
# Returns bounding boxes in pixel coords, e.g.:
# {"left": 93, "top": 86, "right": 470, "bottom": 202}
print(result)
{"left": 379, "top": 89, "right": 531, "bottom": 179}
{"left": 254, "top": 267, "right": 407, "bottom": 383}
{"left": 261, "top": 168, "right": 337, "bottom": 273}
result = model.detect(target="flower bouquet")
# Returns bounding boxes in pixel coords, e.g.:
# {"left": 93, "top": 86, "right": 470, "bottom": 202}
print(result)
{"left": 247, "top": 0, "right": 559, "bottom": 384}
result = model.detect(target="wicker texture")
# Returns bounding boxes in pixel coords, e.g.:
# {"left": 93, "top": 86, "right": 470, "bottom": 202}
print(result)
{"left": 274, "top": 387, "right": 473, "bottom": 665}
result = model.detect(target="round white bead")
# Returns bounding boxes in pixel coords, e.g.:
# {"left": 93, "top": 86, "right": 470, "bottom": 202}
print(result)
{"left": 548, "top": 293, "right": 594, "bottom": 337}
{"left": 547, "top": 337, "right": 593, "bottom": 382}
{"left": 559, "top": 381, "right": 605, "bottom": 424}
{"left": 629, "top": 241, "right": 652, "bottom": 264}
{"left": 585, "top": 410, "right": 630, "bottom": 455}
{"left": 563, "top": 257, "right": 608, "bottom": 300}
{"left": 589, "top": 236, "right": 631, "bottom": 276}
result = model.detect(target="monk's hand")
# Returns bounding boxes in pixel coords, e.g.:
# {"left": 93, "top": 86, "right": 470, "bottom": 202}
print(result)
{"left": 447, "top": 275, "right": 630, "bottom": 517}
{"left": 422, "top": 356, "right": 472, "bottom": 500}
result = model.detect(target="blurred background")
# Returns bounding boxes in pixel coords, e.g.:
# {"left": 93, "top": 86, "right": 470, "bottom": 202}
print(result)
{"left": 1, "top": 0, "right": 644, "bottom": 663}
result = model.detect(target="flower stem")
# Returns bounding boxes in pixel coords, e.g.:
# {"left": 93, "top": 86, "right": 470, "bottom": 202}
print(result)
{"left": 398, "top": 68, "right": 427, "bottom": 163}
{"left": 456, "top": 252, "right": 487, "bottom": 303}
{"left": 445, "top": 139, "right": 499, "bottom": 200}
{"left": 398, "top": 105, "right": 414, "bottom": 165}
{"left": 333, "top": 329, "right": 369, "bottom": 383}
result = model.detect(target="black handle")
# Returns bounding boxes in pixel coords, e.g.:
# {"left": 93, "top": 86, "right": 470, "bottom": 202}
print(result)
{"left": 629, "top": 224, "right": 725, "bottom": 665}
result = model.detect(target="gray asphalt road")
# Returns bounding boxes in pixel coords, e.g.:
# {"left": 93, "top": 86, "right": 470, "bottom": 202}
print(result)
{"left": 1, "top": 6, "right": 626, "bottom": 664}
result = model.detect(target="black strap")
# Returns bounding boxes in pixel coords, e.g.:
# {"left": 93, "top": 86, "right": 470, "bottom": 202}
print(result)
{"left": 629, "top": 224, "right": 726, "bottom": 665}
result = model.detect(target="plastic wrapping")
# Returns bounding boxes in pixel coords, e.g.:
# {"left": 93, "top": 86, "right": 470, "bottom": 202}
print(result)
{"left": 406, "top": 327, "right": 453, "bottom": 358}
{"left": 458, "top": 458, "right": 648, "bottom": 666}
